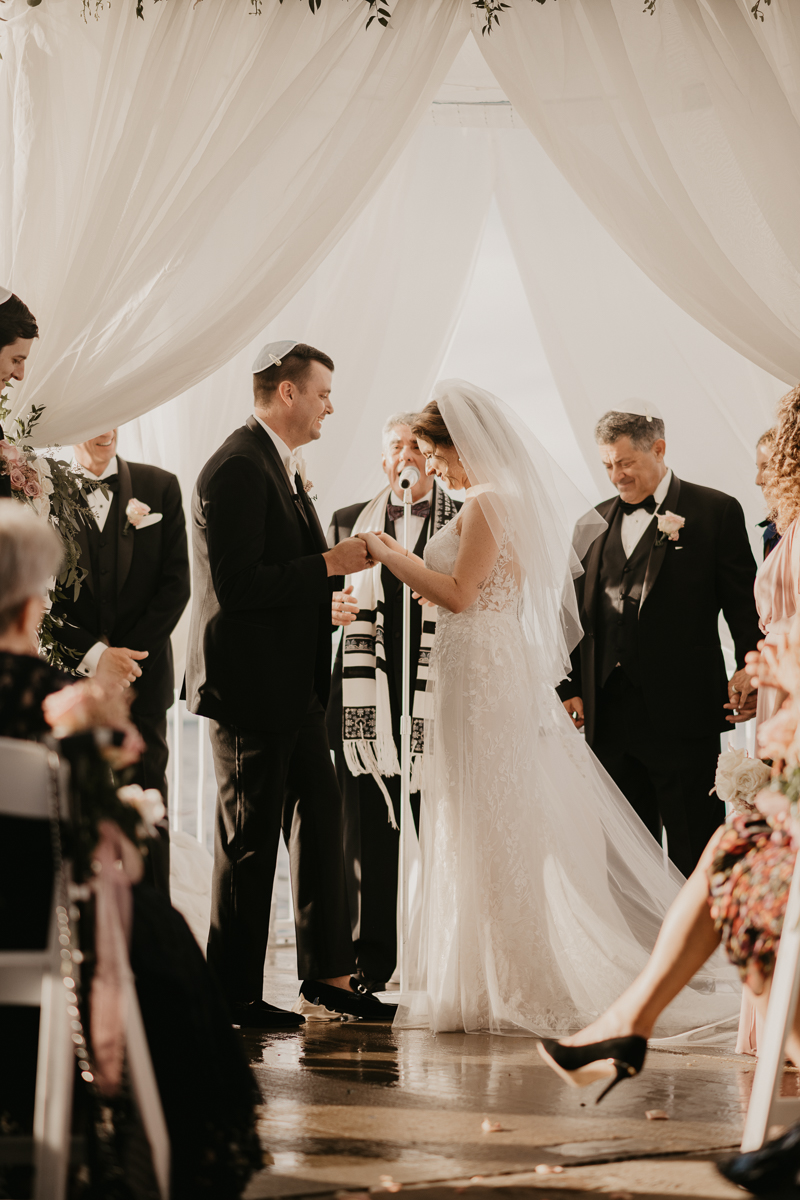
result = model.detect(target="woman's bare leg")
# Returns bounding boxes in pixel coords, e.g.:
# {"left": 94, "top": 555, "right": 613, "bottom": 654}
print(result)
{"left": 562, "top": 836, "right": 723, "bottom": 1045}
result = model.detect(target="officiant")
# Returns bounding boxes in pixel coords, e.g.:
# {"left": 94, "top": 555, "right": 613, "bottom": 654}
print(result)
{"left": 327, "top": 414, "right": 459, "bottom": 992}
{"left": 52, "top": 428, "right": 191, "bottom": 896}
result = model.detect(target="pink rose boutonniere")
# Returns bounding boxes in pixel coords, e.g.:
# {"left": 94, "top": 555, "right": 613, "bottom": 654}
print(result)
{"left": 655, "top": 510, "right": 685, "bottom": 547}
{"left": 124, "top": 497, "right": 163, "bottom": 535}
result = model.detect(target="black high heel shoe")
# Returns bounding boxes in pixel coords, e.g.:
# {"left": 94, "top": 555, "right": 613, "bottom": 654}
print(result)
{"left": 537, "top": 1035, "right": 647, "bottom": 1103}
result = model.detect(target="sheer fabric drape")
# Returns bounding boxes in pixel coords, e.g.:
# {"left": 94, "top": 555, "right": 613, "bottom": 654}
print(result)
{"left": 478, "top": 0, "right": 800, "bottom": 384}
{"left": 0, "top": 0, "right": 468, "bottom": 444}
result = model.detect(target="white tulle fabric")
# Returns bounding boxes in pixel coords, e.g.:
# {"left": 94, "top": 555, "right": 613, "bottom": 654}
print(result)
{"left": 396, "top": 381, "right": 740, "bottom": 1039}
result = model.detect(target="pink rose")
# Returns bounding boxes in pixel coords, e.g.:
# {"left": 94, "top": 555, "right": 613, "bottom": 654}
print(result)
{"left": 657, "top": 510, "right": 685, "bottom": 541}
{"left": 754, "top": 787, "right": 789, "bottom": 819}
{"left": 117, "top": 784, "right": 166, "bottom": 834}
{"left": 125, "top": 498, "right": 151, "bottom": 528}
{"left": 23, "top": 477, "right": 42, "bottom": 499}
{"left": 8, "top": 467, "right": 25, "bottom": 490}
{"left": 0, "top": 438, "right": 23, "bottom": 465}
{"left": 757, "top": 701, "right": 800, "bottom": 766}
{"left": 43, "top": 681, "right": 102, "bottom": 737}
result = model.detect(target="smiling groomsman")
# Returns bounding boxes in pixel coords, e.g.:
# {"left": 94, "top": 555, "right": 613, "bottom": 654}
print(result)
{"left": 53, "top": 429, "right": 191, "bottom": 895}
{"left": 558, "top": 403, "right": 761, "bottom": 877}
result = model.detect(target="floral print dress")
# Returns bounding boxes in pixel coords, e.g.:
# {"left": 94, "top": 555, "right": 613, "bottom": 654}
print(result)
{"left": 708, "top": 812, "right": 795, "bottom": 993}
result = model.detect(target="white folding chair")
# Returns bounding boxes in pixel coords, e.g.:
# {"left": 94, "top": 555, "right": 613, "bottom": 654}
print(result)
{"left": 0, "top": 737, "right": 74, "bottom": 1200}
{"left": 741, "top": 848, "right": 800, "bottom": 1150}
{"left": 0, "top": 736, "right": 171, "bottom": 1199}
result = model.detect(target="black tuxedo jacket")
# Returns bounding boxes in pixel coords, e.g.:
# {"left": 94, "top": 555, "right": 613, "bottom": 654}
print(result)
{"left": 53, "top": 457, "right": 190, "bottom": 713}
{"left": 185, "top": 417, "right": 333, "bottom": 732}
{"left": 556, "top": 474, "right": 761, "bottom": 744}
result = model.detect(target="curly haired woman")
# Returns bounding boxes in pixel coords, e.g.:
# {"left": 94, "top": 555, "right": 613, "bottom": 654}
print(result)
{"left": 756, "top": 384, "right": 800, "bottom": 727}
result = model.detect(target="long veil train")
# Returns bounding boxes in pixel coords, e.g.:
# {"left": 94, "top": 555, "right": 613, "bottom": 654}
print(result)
{"left": 395, "top": 380, "right": 740, "bottom": 1042}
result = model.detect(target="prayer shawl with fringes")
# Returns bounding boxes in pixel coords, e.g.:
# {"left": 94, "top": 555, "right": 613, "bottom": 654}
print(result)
{"left": 342, "top": 483, "right": 458, "bottom": 827}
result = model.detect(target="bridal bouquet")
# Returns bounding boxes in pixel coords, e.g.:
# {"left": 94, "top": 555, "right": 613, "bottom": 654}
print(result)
{"left": 713, "top": 747, "right": 772, "bottom": 815}
{"left": 0, "top": 393, "right": 97, "bottom": 668}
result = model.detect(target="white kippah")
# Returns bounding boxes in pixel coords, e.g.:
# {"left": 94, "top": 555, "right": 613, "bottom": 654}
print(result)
{"left": 252, "top": 340, "right": 299, "bottom": 374}
{"left": 0, "top": 286, "right": 12, "bottom": 306}
{"left": 614, "top": 398, "right": 663, "bottom": 423}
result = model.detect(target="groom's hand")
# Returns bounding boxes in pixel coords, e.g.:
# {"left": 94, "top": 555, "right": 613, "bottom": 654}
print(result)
{"left": 562, "top": 696, "right": 584, "bottom": 730}
{"left": 724, "top": 666, "right": 758, "bottom": 724}
{"left": 332, "top": 585, "right": 360, "bottom": 626}
{"left": 323, "top": 536, "right": 370, "bottom": 576}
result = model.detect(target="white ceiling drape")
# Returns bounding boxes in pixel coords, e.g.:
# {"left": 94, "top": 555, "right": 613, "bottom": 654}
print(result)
{"left": 121, "top": 124, "right": 494, "bottom": 518}
{"left": 0, "top": 0, "right": 468, "bottom": 444}
{"left": 478, "top": 0, "right": 800, "bottom": 384}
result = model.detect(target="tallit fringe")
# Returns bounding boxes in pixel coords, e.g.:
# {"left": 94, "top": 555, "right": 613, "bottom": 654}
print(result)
{"left": 343, "top": 738, "right": 400, "bottom": 829}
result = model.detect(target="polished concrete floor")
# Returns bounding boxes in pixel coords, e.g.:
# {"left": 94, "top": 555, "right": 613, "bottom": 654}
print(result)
{"left": 239, "top": 947, "right": 800, "bottom": 1200}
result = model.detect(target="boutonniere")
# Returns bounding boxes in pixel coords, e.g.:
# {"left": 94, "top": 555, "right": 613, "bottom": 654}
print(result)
{"left": 124, "top": 497, "right": 163, "bottom": 535}
{"left": 655, "top": 510, "right": 685, "bottom": 547}
{"left": 303, "top": 478, "right": 318, "bottom": 503}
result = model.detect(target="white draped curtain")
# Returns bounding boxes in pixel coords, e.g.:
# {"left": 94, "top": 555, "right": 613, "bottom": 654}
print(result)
{"left": 479, "top": 0, "right": 800, "bottom": 383}
{"left": 0, "top": 0, "right": 468, "bottom": 444}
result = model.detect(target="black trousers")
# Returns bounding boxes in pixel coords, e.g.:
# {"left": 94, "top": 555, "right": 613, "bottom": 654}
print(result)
{"left": 129, "top": 705, "right": 171, "bottom": 899}
{"left": 592, "top": 668, "right": 724, "bottom": 878}
{"left": 339, "top": 763, "right": 420, "bottom": 986}
{"left": 207, "top": 699, "right": 355, "bottom": 1003}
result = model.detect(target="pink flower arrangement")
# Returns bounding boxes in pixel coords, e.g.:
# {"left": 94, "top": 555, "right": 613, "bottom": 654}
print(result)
{"left": 42, "top": 680, "right": 145, "bottom": 768}
{"left": 757, "top": 700, "right": 800, "bottom": 767}
{"left": 0, "top": 437, "right": 45, "bottom": 503}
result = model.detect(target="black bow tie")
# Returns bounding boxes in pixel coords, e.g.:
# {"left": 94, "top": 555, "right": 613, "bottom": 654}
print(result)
{"left": 84, "top": 473, "right": 119, "bottom": 494}
{"left": 619, "top": 495, "right": 656, "bottom": 516}
{"left": 387, "top": 499, "right": 431, "bottom": 523}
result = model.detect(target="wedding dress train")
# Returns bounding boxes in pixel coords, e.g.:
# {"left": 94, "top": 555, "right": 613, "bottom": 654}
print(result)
{"left": 396, "top": 382, "right": 739, "bottom": 1041}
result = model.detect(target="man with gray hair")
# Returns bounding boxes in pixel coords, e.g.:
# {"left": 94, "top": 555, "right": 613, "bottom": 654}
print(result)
{"left": 557, "top": 402, "right": 761, "bottom": 877}
{"left": 326, "top": 413, "right": 458, "bottom": 991}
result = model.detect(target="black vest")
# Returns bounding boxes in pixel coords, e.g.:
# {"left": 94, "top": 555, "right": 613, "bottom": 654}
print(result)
{"left": 595, "top": 510, "right": 653, "bottom": 687}
{"left": 86, "top": 495, "right": 120, "bottom": 641}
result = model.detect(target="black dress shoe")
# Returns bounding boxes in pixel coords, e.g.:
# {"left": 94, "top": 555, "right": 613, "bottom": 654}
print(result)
{"left": 300, "top": 979, "right": 397, "bottom": 1020}
{"left": 351, "top": 974, "right": 388, "bottom": 995}
{"left": 231, "top": 1000, "right": 305, "bottom": 1029}
{"left": 718, "top": 1121, "right": 800, "bottom": 1194}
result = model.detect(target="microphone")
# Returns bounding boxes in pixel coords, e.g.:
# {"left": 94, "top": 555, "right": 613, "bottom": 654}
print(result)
{"left": 398, "top": 465, "right": 420, "bottom": 492}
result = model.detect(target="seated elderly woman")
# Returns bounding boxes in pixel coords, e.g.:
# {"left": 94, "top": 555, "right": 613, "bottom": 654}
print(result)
{"left": 0, "top": 501, "right": 263, "bottom": 1200}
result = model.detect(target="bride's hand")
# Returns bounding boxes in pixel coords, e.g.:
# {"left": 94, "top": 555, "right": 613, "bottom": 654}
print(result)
{"left": 356, "top": 530, "right": 390, "bottom": 564}
{"left": 374, "top": 531, "right": 405, "bottom": 556}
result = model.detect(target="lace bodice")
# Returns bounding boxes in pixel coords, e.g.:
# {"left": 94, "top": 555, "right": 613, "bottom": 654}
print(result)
{"left": 424, "top": 514, "right": 521, "bottom": 618}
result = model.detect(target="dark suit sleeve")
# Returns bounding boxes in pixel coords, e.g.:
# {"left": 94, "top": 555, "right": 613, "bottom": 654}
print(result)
{"left": 717, "top": 495, "right": 761, "bottom": 668}
{"left": 327, "top": 508, "right": 345, "bottom": 597}
{"left": 47, "top": 611, "right": 98, "bottom": 662}
{"left": 122, "top": 473, "right": 191, "bottom": 652}
{"left": 206, "top": 455, "right": 329, "bottom": 612}
{"left": 556, "top": 646, "right": 582, "bottom": 702}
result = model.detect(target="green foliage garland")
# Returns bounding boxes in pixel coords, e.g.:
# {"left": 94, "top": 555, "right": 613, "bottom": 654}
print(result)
{"left": 0, "top": 392, "right": 99, "bottom": 671}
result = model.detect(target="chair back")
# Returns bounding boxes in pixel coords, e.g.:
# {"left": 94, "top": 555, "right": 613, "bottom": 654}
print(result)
{"left": 0, "top": 736, "right": 66, "bottom": 819}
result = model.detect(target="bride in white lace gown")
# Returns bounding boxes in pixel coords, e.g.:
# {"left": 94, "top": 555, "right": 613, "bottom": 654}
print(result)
{"left": 357, "top": 381, "right": 739, "bottom": 1039}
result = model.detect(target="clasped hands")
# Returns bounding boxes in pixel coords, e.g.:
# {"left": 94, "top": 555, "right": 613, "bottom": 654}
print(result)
{"left": 330, "top": 530, "right": 434, "bottom": 626}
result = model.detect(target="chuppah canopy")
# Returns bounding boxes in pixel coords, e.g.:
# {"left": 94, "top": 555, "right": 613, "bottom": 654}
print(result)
{"left": 0, "top": 0, "right": 796, "bottom": 509}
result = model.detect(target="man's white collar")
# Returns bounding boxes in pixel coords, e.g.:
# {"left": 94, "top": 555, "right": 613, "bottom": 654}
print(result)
{"left": 71, "top": 454, "right": 118, "bottom": 481}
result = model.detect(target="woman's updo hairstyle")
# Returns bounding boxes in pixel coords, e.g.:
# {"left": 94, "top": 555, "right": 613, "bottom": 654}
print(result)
{"left": 411, "top": 401, "right": 453, "bottom": 450}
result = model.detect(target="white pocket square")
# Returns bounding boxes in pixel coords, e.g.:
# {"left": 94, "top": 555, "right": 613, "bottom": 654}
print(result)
{"left": 135, "top": 513, "right": 163, "bottom": 530}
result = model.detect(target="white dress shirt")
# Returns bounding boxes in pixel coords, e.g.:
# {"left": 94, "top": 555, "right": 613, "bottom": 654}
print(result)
{"left": 72, "top": 454, "right": 118, "bottom": 533}
{"left": 253, "top": 411, "right": 302, "bottom": 493}
{"left": 70, "top": 454, "right": 120, "bottom": 677}
{"left": 389, "top": 487, "right": 433, "bottom": 552}
{"left": 620, "top": 468, "right": 672, "bottom": 559}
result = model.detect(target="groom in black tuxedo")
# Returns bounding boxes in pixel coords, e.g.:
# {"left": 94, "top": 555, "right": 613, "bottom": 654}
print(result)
{"left": 53, "top": 429, "right": 191, "bottom": 896}
{"left": 185, "top": 340, "right": 396, "bottom": 1027}
{"left": 558, "top": 406, "right": 761, "bottom": 877}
